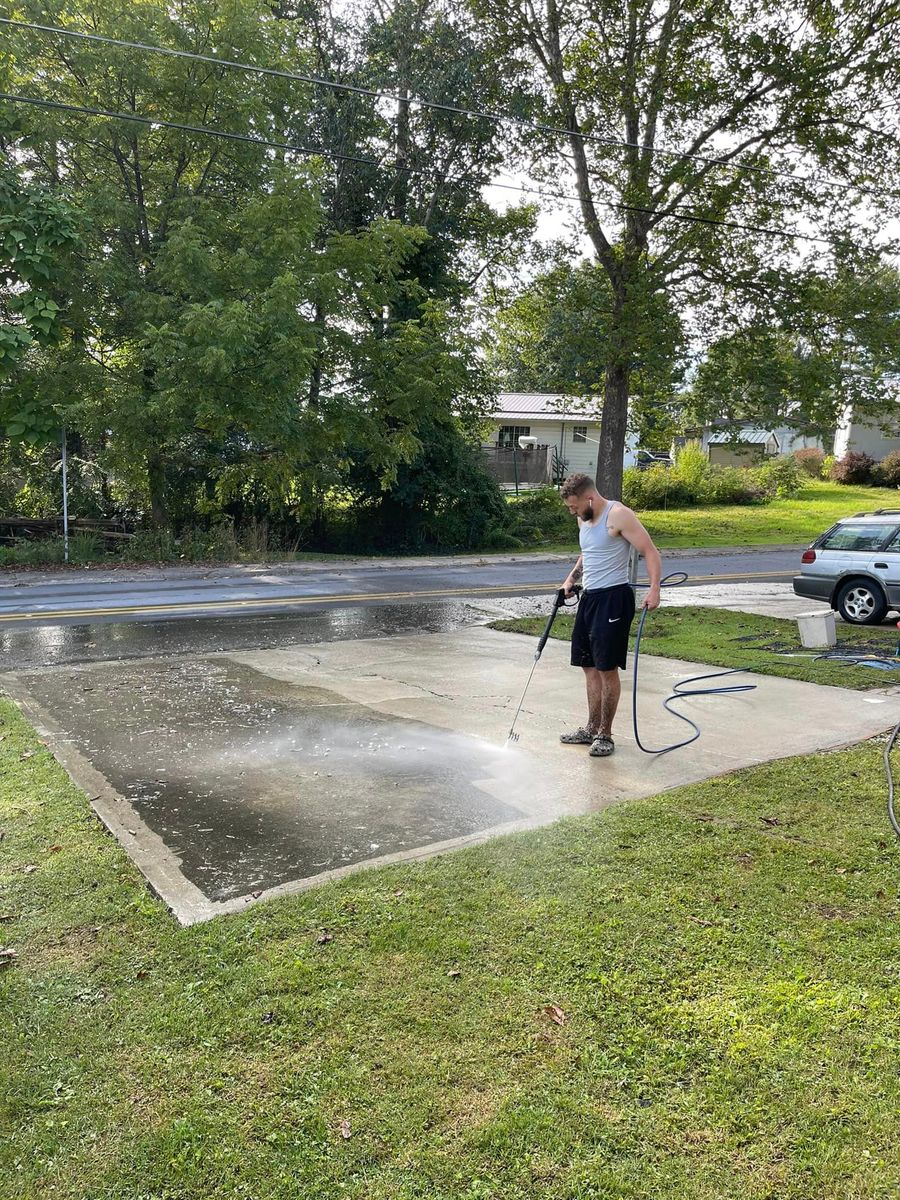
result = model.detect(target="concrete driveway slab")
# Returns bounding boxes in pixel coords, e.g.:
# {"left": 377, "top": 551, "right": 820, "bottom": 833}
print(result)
{"left": 4, "top": 626, "right": 892, "bottom": 924}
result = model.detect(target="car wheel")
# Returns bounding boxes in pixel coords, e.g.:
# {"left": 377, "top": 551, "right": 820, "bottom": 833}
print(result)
{"left": 835, "top": 578, "right": 888, "bottom": 625}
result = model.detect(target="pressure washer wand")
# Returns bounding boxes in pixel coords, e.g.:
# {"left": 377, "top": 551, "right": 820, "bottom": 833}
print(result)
{"left": 507, "top": 586, "right": 579, "bottom": 744}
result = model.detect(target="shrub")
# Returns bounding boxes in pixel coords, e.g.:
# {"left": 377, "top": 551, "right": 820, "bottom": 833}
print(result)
{"left": 873, "top": 450, "right": 900, "bottom": 488}
{"left": 0, "top": 532, "right": 108, "bottom": 567}
{"left": 481, "top": 527, "right": 524, "bottom": 550}
{"left": 672, "top": 441, "right": 710, "bottom": 496}
{"left": 128, "top": 528, "right": 179, "bottom": 560}
{"left": 752, "top": 455, "right": 804, "bottom": 499}
{"left": 830, "top": 452, "right": 874, "bottom": 485}
{"left": 505, "top": 487, "right": 572, "bottom": 541}
{"left": 702, "top": 467, "right": 765, "bottom": 504}
{"left": 821, "top": 454, "right": 836, "bottom": 480}
{"left": 623, "top": 465, "right": 693, "bottom": 509}
{"left": 793, "top": 447, "right": 825, "bottom": 477}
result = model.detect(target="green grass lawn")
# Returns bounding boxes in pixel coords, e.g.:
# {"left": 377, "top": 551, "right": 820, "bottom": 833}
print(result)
{"left": 491, "top": 605, "right": 900, "bottom": 691}
{"left": 2, "top": 696, "right": 900, "bottom": 1198}
{"left": 641, "top": 480, "right": 900, "bottom": 549}
{"left": 498, "top": 480, "right": 900, "bottom": 555}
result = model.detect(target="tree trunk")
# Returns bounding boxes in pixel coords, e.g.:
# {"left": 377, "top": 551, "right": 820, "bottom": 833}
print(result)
{"left": 147, "top": 452, "right": 169, "bottom": 528}
{"left": 596, "top": 361, "right": 629, "bottom": 501}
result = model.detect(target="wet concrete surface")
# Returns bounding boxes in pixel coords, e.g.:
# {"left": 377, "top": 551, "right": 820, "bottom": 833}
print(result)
{"left": 5, "top": 579, "right": 886, "bottom": 925}
{"left": 13, "top": 653, "right": 550, "bottom": 909}
{"left": 0, "top": 599, "right": 513, "bottom": 672}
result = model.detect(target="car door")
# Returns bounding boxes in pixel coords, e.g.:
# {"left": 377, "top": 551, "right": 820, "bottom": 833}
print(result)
{"left": 869, "top": 525, "right": 900, "bottom": 606}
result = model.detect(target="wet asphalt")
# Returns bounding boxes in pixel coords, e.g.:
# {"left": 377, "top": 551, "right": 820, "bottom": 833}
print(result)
{"left": 0, "top": 548, "right": 800, "bottom": 630}
{"left": 0, "top": 548, "right": 801, "bottom": 671}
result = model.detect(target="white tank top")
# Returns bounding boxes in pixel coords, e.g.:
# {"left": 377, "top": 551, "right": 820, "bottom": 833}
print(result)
{"left": 580, "top": 500, "right": 631, "bottom": 590}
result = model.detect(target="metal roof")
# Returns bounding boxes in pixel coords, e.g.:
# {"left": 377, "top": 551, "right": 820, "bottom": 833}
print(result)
{"left": 707, "top": 427, "right": 777, "bottom": 446}
{"left": 494, "top": 392, "right": 600, "bottom": 423}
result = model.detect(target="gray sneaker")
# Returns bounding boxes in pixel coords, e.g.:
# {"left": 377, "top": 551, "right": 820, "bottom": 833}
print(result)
{"left": 589, "top": 734, "right": 615, "bottom": 757}
{"left": 560, "top": 726, "right": 595, "bottom": 745}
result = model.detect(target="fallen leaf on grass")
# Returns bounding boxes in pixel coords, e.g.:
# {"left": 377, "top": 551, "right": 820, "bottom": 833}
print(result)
{"left": 687, "top": 916, "right": 716, "bottom": 927}
{"left": 22, "top": 865, "right": 38, "bottom": 875}
{"left": 338, "top": 1119, "right": 352, "bottom": 1139}
{"left": 316, "top": 931, "right": 334, "bottom": 945}
{"left": 0, "top": 914, "right": 14, "bottom": 922}
{"left": 759, "top": 816, "right": 780, "bottom": 827}
{"left": 542, "top": 1003, "right": 568, "bottom": 1026}
{"left": 19, "top": 751, "right": 34, "bottom": 761}
{"left": 447, "top": 968, "right": 461, "bottom": 978}
{"left": 47, "top": 845, "right": 62, "bottom": 853}
{"left": 0, "top": 947, "right": 18, "bottom": 967}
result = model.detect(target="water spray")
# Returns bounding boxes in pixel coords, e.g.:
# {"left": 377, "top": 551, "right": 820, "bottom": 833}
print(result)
{"left": 506, "top": 585, "right": 581, "bottom": 744}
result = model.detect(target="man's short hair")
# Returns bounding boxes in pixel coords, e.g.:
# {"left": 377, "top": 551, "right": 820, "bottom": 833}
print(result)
{"left": 560, "top": 473, "right": 595, "bottom": 499}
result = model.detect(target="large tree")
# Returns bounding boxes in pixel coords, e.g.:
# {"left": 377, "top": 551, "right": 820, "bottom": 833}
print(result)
{"left": 470, "top": 0, "right": 900, "bottom": 497}
{"left": 0, "top": 0, "right": 502, "bottom": 529}
{"left": 491, "top": 252, "right": 685, "bottom": 446}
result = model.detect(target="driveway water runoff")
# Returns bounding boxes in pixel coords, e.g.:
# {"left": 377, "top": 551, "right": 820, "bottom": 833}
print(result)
{"left": 14, "top": 657, "right": 554, "bottom": 904}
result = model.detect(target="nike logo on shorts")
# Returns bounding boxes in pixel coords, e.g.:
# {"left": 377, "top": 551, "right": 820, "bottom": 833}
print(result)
{"left": 608, "top": 617, "right": 621, "bottom": 623}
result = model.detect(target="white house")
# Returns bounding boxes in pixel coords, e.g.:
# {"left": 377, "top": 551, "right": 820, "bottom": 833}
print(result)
{"left": 834, "top": 404, "right": 900, "bottom": 460}
{"left": 483, "top": 392, "right": 638, "bottom": 487}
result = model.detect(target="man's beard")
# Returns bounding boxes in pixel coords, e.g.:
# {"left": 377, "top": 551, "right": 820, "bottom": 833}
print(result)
{"left": 581, "top": 501, "right": 594, "bottom": 521}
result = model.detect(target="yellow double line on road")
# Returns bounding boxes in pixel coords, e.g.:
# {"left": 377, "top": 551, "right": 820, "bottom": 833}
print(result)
{"left": 0, "top": 570, "right": 795, "bottom": 623}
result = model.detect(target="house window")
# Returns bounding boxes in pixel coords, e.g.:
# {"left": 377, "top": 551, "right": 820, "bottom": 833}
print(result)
{"left": 572, "top": 425, "right": 588, "bottom": 443}
{"left": 498, "top": 424, "right": 530, "bottom": 449}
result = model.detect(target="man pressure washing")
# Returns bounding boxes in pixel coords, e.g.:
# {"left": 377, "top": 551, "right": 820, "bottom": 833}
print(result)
{"left": 558, "top": 473, "right": 662, "bottom": 757}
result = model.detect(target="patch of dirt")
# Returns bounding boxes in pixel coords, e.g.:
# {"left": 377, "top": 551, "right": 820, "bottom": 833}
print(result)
{"left": 26, "top": 923, "right": 105, "bottom": 969}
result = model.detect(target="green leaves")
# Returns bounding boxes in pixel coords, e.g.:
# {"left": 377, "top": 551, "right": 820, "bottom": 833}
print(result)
{"left": 0, "top": 160, "right": 81, "bottom": 418}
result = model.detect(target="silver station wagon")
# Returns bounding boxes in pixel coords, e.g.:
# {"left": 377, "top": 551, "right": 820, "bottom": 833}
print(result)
{"left": 793, "top": 509, "right": 900, "bottom": 624}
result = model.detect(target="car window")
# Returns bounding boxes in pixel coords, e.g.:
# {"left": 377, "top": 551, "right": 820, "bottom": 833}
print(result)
{"left": 821, "top": 523, "right": 898, "bottom": 551}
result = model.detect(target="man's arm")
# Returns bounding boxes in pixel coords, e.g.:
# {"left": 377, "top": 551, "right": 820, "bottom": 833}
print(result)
{"left": 614, "top": 508, "right": 662, "bottom": 609}
{"left": 563, "top": 554, "right": 583, "bottom": 597}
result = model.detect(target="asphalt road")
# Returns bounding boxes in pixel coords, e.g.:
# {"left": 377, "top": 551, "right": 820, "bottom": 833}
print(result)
{"left": 0, "top": 547, "right": 800, "bottom": 628}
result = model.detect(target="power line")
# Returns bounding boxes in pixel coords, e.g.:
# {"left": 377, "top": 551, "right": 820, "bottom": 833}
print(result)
{"left": 0, "top": 91, "right": 380, "bottom": 165}
{"left": 2, "top": 14, "right": 896, "bottom": 203}
{"left": 0, "top": 91, "right": 845, "bottom": 247}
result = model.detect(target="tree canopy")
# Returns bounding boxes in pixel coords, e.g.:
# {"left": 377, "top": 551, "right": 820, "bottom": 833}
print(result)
{"left": 470, "top": 0, "right": 900, "bottom": 494}
{"left": 1, "top": 0, "right": 899, "bottom": 544}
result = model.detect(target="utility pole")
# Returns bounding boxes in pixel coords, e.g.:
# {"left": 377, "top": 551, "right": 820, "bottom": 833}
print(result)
{"left": 61, "top": 428, "right": 69, "bottom": 563}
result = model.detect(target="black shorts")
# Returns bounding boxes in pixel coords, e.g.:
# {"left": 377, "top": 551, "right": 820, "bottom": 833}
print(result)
{"left": 570, "top": 583, "right": 636, "bottom": 671}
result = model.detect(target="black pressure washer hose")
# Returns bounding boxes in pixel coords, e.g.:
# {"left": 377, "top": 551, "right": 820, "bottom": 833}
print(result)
{"left": 882, "top": 721, "right": 900, "bottom": 839}
{"left": 631, "top": 571, "right": 757, "bottom": 755}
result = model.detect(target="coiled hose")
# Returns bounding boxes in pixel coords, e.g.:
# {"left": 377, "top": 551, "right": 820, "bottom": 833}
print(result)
{"left": 632, "top": 571, "right": 757, "bottom": 756}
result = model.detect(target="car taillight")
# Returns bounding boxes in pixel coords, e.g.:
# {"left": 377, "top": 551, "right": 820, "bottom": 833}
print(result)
{"left": 801, "top": 549, "right": 816, "bottom": 564}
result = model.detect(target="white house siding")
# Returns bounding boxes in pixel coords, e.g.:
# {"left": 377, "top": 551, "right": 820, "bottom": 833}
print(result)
{"left": 833, "top": 405, "right": 900, "bottom": 460}
{"left": 774, "top": 426, "right": 826, "bottom": 455}
{"left": 485, "top": 418, "right": 601, "bottom": 476}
